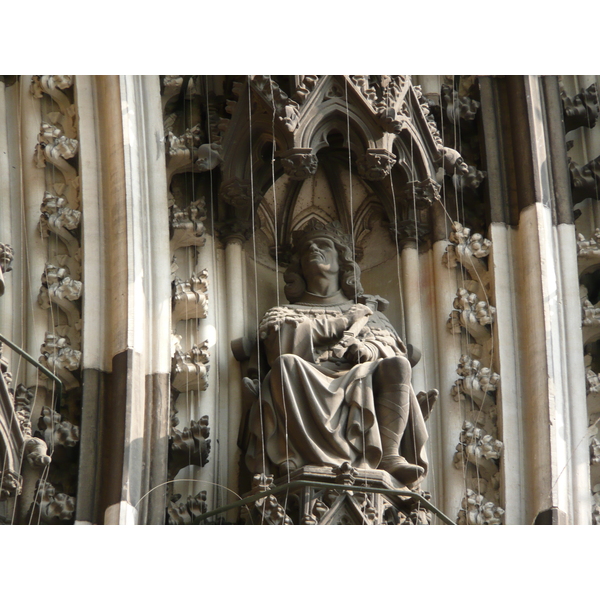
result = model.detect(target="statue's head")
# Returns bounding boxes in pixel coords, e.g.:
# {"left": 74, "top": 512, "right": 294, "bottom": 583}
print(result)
{"left": 284, "top": 221, "right": 363, "bottom": 302}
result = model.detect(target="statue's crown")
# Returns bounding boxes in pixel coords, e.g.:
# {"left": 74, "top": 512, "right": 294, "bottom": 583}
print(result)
{"left": 291, "top": 220, "right": 353, "bottom": 252}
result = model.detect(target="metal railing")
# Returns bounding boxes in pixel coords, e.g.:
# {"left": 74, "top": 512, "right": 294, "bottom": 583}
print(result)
{"left": 194, "top": 479, "right": 456, "bottom": 525}
{"left": 0, "top": 332, "right": 63, "bottom": 411}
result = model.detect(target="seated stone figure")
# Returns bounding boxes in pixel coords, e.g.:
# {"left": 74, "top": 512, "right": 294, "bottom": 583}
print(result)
{"left": 244, "top": 221, "right": 430, "bottom": 489}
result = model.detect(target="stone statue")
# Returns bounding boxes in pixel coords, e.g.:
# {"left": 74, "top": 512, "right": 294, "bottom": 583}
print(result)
{"left": 244, "top": 221, "right": 430, "bottom": 489}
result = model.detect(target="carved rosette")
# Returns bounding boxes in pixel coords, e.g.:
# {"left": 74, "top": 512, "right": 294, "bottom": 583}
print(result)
{"left": 172, "top": 270, "right": 209, "bottom": 324}
{"left": 169, "top": 416, "right": 211, "bottom": 478}
{"left": 32, "top": 480, "right": 76, "bottom": 524}
{"left": 457, "top": 489, "right": 504, "bottom": 525}
{"left": 404, "top": 178, "right": 441, "bottom": 209}
{"left": 171, "top": 341, "right": 210, "bottom": 392}
{"left": 280, "top": 149, "right": 318, "bottom": 180}
{"left": 356, "top": 149, "right": 396, "bottom": 181}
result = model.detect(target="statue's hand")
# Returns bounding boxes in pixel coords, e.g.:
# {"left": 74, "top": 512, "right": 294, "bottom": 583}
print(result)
{"left": 259, "top": 307, "right": 305, "bottom": 338}
{"left": 344, "top": 340, "right": 374, "bottom": 364}
{"left": 345, "top": 303, "right": 373, "bottom": 325}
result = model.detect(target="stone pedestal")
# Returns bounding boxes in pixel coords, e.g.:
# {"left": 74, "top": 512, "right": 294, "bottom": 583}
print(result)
{"left": 241, "top": 464, "right": 433, "bottom": 525}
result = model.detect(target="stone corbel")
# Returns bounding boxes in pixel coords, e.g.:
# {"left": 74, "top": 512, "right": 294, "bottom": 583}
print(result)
{"left": 457, "top": 488, "right": 504, "bottom": 525}
{"left": 582, "top": 295, "right": 600, "bottom": 345}
{"left": 0, "top": 242, "right": 14, "bottom": 297}
{"left": 39, "top": 332, "right": 81, "bottom": 391}
{"left": 441, "top": 84, "right": 480, "bottom": 124}
{"left": 30, "top": 76, "right": 77, "bottom": 139}
{"left": 404, "top": 178, "right": 441, "bottom": 210}
{"left": 172, "top": 270, "right": 209, "bottom": 324}
{"left": 356, "top": 149, "right": 397, "bottom": 181}
{"left": 32, "top": 480, "right": 76, "bottom": 524}
{"left": 250, "top": 76, "right": 300, "bottom": 132}
{"left": 451, "top": 354, "right": 499, "bottom": 412}
{"left": 585, "top": 355, "right": 600, "bottom": 394}
{"left": 166, "top": 125, "right": 221, "bottom": 176}
{"left": 38, "top": 264, "right": 82, "bottom": 328}
{"left": 462, "top": 165, "right": 486, "bottom": 190}
{"left": 35, "top": 122, "right": 78, "bottom": 180}
{"left": 171, "top": 341, "right": 210, "bottom": 392}
{"left": 570, "top": 155, "right": 600, "bottom": 203}
{"left": 593, "top": 484, "right": 600, "bottom": 525}
{"left": 167, "top": 491, "right": 208, "bottom": 525}
{"left": 447, "top": 288, "right": 496, "bottom": 345}
{"left": 169, "top": 416, "right": 211, "bottom": 478}
{"left": 453, "top": 420, "right": 503, "bottom": 478}
{"left": 280, "top": 149, "right": 318, "bottom": 180}
{"left": 39, "top": 192, "right": 81, "bottom": 250}
{"left": 561, "top": 82, "right": 598, "bottom": 133}
{"left": 170, "top": 197, "right": 207, "bottom": 253}
{"left": 0, "top": 243, "right": 14, "bottom": 275}
{"left": 37, "top": 406, "right": 79, "bottom": 449}
{"left": 591, "top": 436, "right": 600, "bottom": 465}
{"left": 443, "top": 221, "right": 491, "bottom": 289}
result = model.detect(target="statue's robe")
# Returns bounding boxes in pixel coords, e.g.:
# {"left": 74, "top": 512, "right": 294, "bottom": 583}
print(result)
{"left": 245, "top": 299, "right": 429, "bottom": 486}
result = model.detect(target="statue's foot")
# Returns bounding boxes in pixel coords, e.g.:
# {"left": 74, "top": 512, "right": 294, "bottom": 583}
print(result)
{"left": 379, "top": 456, "right": 424, "bottom": 485}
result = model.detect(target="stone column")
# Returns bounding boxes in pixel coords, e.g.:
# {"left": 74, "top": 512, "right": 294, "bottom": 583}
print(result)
{"left": 507, "top": 76, "right": 589, "bottom": 524}
{"left": 431, "top": 201, "right": 464, "bottom": 521}
{"left": 224, "top": 234, "right": 245, "bottom": 507}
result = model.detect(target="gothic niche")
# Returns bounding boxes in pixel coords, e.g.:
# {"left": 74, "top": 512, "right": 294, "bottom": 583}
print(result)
{"left": 214, "top": 76, "right": 461, "bottom": 524}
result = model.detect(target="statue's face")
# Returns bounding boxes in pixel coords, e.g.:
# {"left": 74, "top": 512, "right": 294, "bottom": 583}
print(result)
{"left": 299, "top": 236, "right": 340, "bottom": 280}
